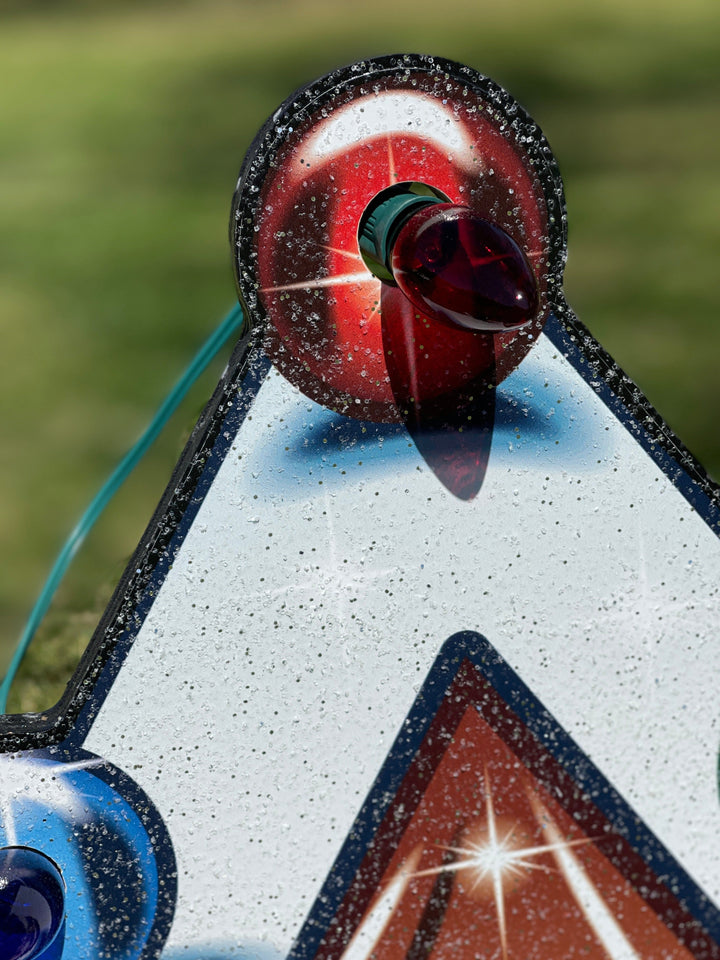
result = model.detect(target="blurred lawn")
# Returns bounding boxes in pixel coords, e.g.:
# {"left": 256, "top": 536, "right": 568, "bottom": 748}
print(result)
{"left": 1, "top": 0, "right": 719, "bottom": 711}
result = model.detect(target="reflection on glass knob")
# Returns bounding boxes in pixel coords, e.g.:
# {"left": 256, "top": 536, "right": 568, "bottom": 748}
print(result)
{"left": 359, "top": 190, "right": 538, "bottom": 332}
{"left": 0, "top": 847, "right": 65, "bottom": 960}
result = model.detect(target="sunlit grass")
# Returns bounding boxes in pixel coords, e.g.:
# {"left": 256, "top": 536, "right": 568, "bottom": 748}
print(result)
{"left": 2, "top": 0, "right": 719, "bottom": 711}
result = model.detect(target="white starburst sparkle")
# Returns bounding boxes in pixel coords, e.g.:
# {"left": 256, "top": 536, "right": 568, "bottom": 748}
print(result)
{"left": 412, "top": 769, "right": 593, "bottom": 960}
{"left": 0, "top": 754, "right": 106, "bottom": 845}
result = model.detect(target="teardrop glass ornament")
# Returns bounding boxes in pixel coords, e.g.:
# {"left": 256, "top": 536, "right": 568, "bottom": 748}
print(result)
{"left": 390, "top": 203, "right": 538, "bottom": 332}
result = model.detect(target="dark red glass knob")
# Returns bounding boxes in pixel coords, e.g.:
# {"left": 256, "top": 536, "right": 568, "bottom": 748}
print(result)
{"left": 390, "top": 203, "right": 538, "bottom": 332}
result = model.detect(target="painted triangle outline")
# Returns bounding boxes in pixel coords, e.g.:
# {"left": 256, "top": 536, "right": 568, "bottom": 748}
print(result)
{"left": 289, "top": 631, "right": 720, "bottom": 960}
{"left": 2, "top": 312, "right": 719, "bottom": 753}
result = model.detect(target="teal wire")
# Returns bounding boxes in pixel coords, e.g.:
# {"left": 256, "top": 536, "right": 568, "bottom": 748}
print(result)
{"left": 0, "top": 302, "right": 245, "bottom": 713}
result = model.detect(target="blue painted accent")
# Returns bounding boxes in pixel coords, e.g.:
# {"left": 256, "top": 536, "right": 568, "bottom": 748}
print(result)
{"left": 0, "top": 749, "right": 173, "bottom": 960}
{"left": 494, "top": 337, "right": 614, "bottom": 466}
{"left": 259, "top": 338, "right": 611, "bottom": 496}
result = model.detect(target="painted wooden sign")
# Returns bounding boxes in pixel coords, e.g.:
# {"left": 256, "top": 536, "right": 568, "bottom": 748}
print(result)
{"left": 1, "top": 55, "right": 719, "bottom": 960}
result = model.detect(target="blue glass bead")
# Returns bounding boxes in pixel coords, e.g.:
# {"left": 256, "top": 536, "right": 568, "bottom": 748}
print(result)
{"left": 0, "top": 847, "right": 65, "bottom": 960}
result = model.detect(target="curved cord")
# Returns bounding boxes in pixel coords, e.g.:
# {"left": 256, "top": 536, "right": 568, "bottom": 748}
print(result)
{"left": 0, "top": 302, "right": 245, "bottom": 713}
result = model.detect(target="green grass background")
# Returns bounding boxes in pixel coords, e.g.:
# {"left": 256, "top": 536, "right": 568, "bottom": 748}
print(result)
{"left": 2, "top": 0, "right": 719, "bottom": 711}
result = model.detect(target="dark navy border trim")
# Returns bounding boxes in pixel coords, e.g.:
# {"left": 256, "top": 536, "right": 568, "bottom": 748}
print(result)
{"left": 546, "top": 300, "right": 720, "bottom": 535}
{"left": 0, "top": 328, "right": 272, "bottom": 749}
{"left": 289, "top": 631, "right": 720, "bottom": 960}
{"left": 27, "top": 743, "right": 178, "bottom": 960}
{"left": 64, "top": 344, "right": 273, "bottom": 750}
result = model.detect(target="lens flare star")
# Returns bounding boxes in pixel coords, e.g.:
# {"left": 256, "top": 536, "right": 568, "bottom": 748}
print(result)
{"left": 0, "top": 754, "right": 107, "bottom": 845}
{"left": 412, "top": 768, "right": 593, "bottom": 960}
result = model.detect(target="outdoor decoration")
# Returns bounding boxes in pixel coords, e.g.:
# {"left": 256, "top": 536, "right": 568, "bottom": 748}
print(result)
{"left": 2, "top": 55, "right": 719, "bottom": 960}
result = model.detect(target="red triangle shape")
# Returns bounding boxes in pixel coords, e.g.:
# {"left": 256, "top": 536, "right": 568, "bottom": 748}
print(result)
{"left": 292, "top": 634, "right": 719, "bottom": 960}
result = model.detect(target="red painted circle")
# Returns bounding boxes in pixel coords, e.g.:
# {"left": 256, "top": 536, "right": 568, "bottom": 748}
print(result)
{"left": 254, "top": 75, "right": 551, "bottom": 421}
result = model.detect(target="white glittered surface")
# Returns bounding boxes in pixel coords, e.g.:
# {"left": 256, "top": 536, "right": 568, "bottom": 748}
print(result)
{"left": 84, "top": 335, "right": 720, "bottom": 956}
